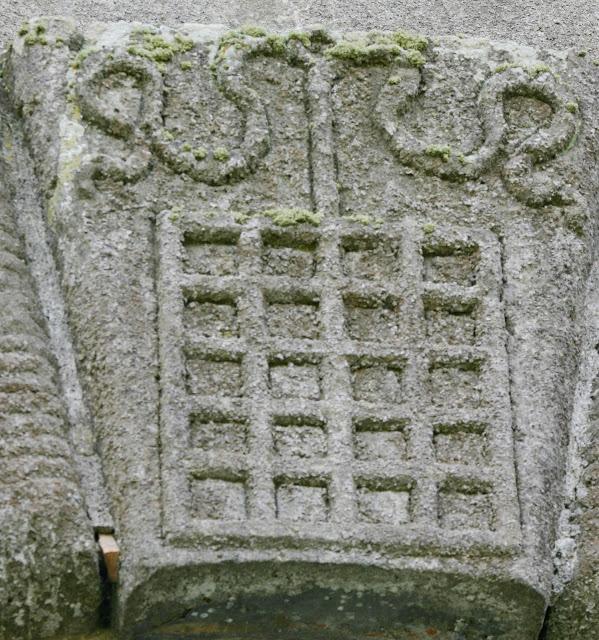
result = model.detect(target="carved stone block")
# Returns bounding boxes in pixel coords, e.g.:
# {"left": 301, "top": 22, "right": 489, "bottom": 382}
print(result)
{"left": 2, "top": 18, "right": 599, "bottom": 639}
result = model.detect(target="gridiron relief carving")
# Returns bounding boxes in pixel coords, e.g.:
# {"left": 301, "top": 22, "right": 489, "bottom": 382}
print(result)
{"left": 157, "top": 211, "right": 520, "bottom": 554}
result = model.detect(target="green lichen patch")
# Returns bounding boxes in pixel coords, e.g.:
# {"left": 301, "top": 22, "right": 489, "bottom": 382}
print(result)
{"left": 494, "top": 62, "right": 516, "bottom": 73}
{"left": 389, "top": 30, "right": 428, "bottom": 52}
{"left": 528, "top": 63, "right": 551, "bottom": 77}
{"left": 494, "top": 61, "right": 553, "bottom": 77}
{"left": 213, "top": 147, "right": 230, "bottom": 162}
{"left": 325, "top": 36, "right": 426, "bottom": 67}
{"left": 71, "top": 46, "right": 100, "bottom": 69}
{"left": 263, "top": 34, "right": 287, "bottom": 56}
{"left": 24, "top": 33, "right": 48, "bottom": 46}
{"left": 212, "top": 31, "right": 252, "bottom": 67}
{"left": 566, "top": 101, "right": 579, "bottom": 114}
{"left": 235, "top": 208, "right": 322, "bottom": 227}
{"left": 405, "top": 49, "right": 426, "bottom": 67}
{"left": 239, "top": 25, "right": 267, "bottom": 38}
{"left": 127, "top": 31, "right": 194, "bottom": 67}
{"left": 344, "top": 214, "right": 384, "bottom": 228}
{"left": 21, "top": 20, "right": 51, "bottom": 46}
{"left": 213, "top": 27, "right": 424, "bottom": 69}
{"left": 180, "top": 60, "right": 193, "bottom": 70}
{"left": 324, "top": 30, "right": 427, "bottom": 67}
{"left": 286, "top": 31, "right": 312, "bottom": 48}
{"left": 193, "top": 147, "right": 207, "bottom": 160}
{"left": 424, "top": 145, "right": 452, "bottom": 162}
{"left": 214, "top": 29, "right": 315, "bottom": 66}
{"left": 422, "top": 222, "right": 436, "bottom": 234}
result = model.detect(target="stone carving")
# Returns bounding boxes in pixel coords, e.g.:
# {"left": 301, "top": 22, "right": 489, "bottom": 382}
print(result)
{"left": 73, "top": 27, "right": 581, "bottom": 209}
{"left": 1, "top": 19, "right": 598, "bottom": 640}
{"left": 375, "top": 64, "right": 579, "bottom": 206}
{"left": 0, "top": 140, "right": 100, "bottom": 637}
{"left": 75, "top": 30, "right": 273, "bottom": 185}
{"left": 158, "top": 212, "right": 519, "bottom": 555}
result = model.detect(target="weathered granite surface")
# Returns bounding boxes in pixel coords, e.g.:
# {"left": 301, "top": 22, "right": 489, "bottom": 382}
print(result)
{"left": 0, "top": 1, "right": 599, "bottom": 58}
{"left": 0, "top": 16, "right": 598, "bottom": 640}
{"left": 0, "top": 88, "right": 101, "bottom": 637}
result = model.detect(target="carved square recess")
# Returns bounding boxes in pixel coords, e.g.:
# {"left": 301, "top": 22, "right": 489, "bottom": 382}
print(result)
{"left": 158, "top": 212, "right": 520, "bottom": 556}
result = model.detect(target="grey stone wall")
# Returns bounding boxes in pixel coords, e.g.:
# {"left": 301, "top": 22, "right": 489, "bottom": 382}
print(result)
{"left": 0, "top": 0, "right": 598, "bottom": 56}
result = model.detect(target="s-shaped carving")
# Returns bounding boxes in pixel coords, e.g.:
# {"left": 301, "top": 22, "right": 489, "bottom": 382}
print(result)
{"left": 375, "top": 64, "right": 579, "bottom": 206}
{"left": 75, "top": 51, "right": 162, "bottom": 184}
{"left": 75, "top": 40, "right": 272, "bottom": 186}
{"left": 151, "top": 36, "right": 271, "bottom": 185}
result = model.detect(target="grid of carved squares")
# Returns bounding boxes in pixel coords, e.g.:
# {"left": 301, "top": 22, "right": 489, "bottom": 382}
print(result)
{"left": 182, "top": 224, "right": 493, "bottom": 532}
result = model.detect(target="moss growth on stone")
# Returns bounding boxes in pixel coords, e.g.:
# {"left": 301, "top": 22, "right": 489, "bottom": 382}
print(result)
{"left": 325, "top": 30, "right": 427, "bottom": 66}
{"left": 264, "top": 34, "right": 287, "bottom": 55}
{"left": 132, "top": 26, "right": 157, "bottom": 36}
{"left": 422, "top": 222, "right": 436, "bottom": 234}
{"left": 387, "top": 75, "right": 402, "bottom": 85}
{"left": 239, "top": 25, "right": 267, "bottom": 38}
{"left": 262, "top": 208, "right": 322, "bottom": 226}
{"left": 127, "top": 32, "right": 194, "bottom": 66}
{"left": 181, "top": 143, "right": 192, "bottom": 152}
{"left": 307, "top": 27, "right": 335, "bottom": 44}
{"left": 23, "top": 23, "right": 49, "bottom": 47}
{"left": 23, "top": 34, "right": 45, "bottom": 46}
{"left": 179, "top": 60, "right": 193, "bottom": 70}
{"left": 424, "top": 145, "right": 452, "bottom": 162}
{"left": 214, "top": 28, "right": 425, "bottom": 69}
{"left": 528, "top": 63, "right": 551, "bottom": 77}
{"left": 235, "top": 208, "right": 322, "bottom": 227}
{"left": 344, "top": 214, "right": 384, "bottom": 227}
{"left": 494, "top": 61, "right": 552, "bottom": 77}
{"left": 287, "top": 31, "right": 312, "bottom": 48}
{"left": 405, "top": 49, "right": 426, "bottom": 67}
{"left": 390, "top": 29, "right": 428, "bottom": 52}
{"left": 18, "top": 23, "right": 29, "bottom": 36}
{"left": 71, "top": 46, "right": 99, "bottom": 69}
{"left": 213, "top": 147, "right": 230, "bottom": 162}
{"left": 494, "top": 62, "right": 514, "bottom": 73}
{"left": 193, "top": 147, "right": 207, "bottom": 160}
{"left": 566, "top": 101, "right": 579, "bottom": 114}
{"left": 326, "top": 42, "right": 400, "bottom": 65}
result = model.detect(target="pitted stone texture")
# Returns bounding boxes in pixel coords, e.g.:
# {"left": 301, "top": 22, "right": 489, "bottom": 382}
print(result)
{"left": 1, "top": 1, "right": 599, "bottom": 58}
{"left": 0, "top": 139, "right": 100, "bottom": 635}
{"left": 158, "top": 214, "right": 518, "bottom": 555}
{"left": 3, "top": 19, "right": 599, "bottom": 639}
